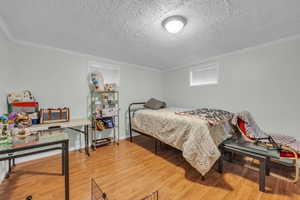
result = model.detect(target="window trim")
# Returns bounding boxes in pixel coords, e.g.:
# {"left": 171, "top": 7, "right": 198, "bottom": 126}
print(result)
{"left": 189, "top": 63, "right": 220, "bottom": 87}
{"left": 88, "top": 61, "right": 120, "bottom": 85}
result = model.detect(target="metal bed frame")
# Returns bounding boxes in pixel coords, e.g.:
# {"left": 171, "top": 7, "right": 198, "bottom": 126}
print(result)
{"left": 128, "top": 102, "right": 206, "bottom": 180}
{"left": 128, "top": 102, "right": 161, "bottom": 154}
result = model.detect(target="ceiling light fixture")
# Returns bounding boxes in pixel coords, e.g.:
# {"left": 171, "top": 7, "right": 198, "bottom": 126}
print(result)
{"left": 162, "top": 15, "right": 187, "bottom": 34}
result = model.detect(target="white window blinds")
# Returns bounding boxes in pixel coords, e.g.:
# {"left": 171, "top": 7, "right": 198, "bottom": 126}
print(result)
{"left": 190, "top": 63, "right": 219, "bottom": 86}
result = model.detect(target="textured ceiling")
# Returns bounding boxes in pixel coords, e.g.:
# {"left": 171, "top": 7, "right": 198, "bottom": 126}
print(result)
{"left": 1, "top": 0, "right": 300, "bottom": 70}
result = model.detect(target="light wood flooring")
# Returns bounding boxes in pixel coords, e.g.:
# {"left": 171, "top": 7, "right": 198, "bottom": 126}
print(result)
{"left": 0, "top": 135, "right": 300, "bottom": 200}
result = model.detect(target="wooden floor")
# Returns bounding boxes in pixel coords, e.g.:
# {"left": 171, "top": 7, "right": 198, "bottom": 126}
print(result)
{"left": 1, "top": 135, "right": 300, "bottom": 200}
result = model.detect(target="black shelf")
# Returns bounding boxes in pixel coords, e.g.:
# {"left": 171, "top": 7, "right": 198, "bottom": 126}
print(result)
{"left": 95, "top": 115, "right": 119, "bottom": 120}
{"left": 93, "top": 126, "right": 118, "bottom": 132}
{"left": 94, "top": 90, "right": 118, "bottom": 94}
{"left": 92, "top": 138, "right": 112, "bottom": 149}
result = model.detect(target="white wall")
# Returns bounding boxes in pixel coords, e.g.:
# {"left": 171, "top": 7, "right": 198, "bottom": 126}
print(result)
{"left": 11, "top": 41, "right": 163, "bottom": 138}
{"left": 0, "top": 30, "right": 14, "bottom": 112}
{"left": 163, "top": 37, "right": 300, "bottom": 139}
{"left": 0, "top": 30, "right": 14, "bottom": 182}
{"left": 3, "top": 22, "right": 300, "bottom": 183}
{"left": 120, "top": 65, "right": 164, "bottom": 137}
{"left": 0, "top": 34, "right": 163, "bottom": 182}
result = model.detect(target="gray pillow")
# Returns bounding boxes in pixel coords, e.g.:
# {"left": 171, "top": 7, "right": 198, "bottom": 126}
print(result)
{"left": 144, "top": 98, "right": 167, "bottom": 110}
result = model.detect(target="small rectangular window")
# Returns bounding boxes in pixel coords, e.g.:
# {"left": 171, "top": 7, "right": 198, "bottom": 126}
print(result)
{"left": 190, "top": 63, "right": 219, "bottom": 86}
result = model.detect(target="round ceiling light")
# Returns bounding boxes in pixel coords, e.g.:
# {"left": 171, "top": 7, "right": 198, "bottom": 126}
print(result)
{"left": 162, "top": 15, "right": 187, "bottom": 34}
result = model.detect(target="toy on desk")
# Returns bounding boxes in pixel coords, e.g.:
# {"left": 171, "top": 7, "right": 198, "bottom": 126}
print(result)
{"left": 8, "top": 112, "right": 17, "bottom": 121}
{"left": 0, "top": 114, "right": 8, "bottom": 123}
{"left": 29, "top": 112, "right": 39, "bottom": 125}
{"left": 0, "top": 112, "right": 33, "bottom": 142}
{"left": 0, "top": 113, "right": 14, "bottom": 129}
{"left": 0, "top": 122, "right": 12, "bottom": 144}
{"left": 0, "top": 124, "right": 9, "bottom": 136}
{"left": 13, "top": 127, "right": 31, "bottom": 139}
{"left": 7, "top": 112, "right": 18, "bottom": 128}
{"left": 15, "top": 112, "right": 32, "bottom": 127}
{"left": 3, "top": 112, "right": 33, "bottom": 129}
{"left": 10, "top": 125, "right": 31, "bottom": 139}
{"left": 89, "top": 71, "right": 104, "bottom": 91}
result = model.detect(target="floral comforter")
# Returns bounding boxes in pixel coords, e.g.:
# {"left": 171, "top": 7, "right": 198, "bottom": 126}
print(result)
{"left": 176, "top": 108, "right": 233, "bottom": 126}
{"left": 132, "top": 108, "right": 233, "bottom": 175}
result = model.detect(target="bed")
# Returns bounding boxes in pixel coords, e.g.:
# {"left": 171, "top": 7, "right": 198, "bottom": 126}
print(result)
{"left": 128, "top": 102, "right": 234, "bottom": 176}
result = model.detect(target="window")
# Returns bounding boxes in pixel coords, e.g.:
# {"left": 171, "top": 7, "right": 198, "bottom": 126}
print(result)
{"left": 189, "top": 63, "right": 219, "bottom": 86}
{"left": 88, "top": 61, "right": 120, "bottom": 85}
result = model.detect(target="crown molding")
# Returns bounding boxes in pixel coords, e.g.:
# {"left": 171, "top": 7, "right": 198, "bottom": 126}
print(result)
{"left": 3, "top": 14, "right": 300, "bottom": 73}
{"left": 0, "top": 16, "right": 14, "bottom": 41}
{"left": 165, "top": 34, "right": 300, "bottom": 72}
{"left": 0, "top": 16, "right": 162, "bottom": 73}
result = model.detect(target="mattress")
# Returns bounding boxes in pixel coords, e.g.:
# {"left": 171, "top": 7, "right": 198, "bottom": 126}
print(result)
{"left": 132, "top": 107, "right": 233, "bottom": 175}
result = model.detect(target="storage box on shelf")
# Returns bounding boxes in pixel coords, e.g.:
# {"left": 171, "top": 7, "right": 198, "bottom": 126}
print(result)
{"left": 91, "top": 90, "right": 119, "bottom": 149}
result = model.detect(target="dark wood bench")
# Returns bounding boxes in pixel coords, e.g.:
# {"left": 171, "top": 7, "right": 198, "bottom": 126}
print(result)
{"left": 218, "top": 139, "right": 280, "bottom": 192}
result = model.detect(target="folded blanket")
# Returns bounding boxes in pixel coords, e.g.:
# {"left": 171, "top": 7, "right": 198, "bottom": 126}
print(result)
{"left": 176, "top": 108, "right": 233, "bottom": 126}
{"left": 232, "top": 111, "right": 300, "bottom": 154}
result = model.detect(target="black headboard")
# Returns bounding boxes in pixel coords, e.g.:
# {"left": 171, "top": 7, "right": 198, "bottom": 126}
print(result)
{"left": 128, "top": 102, "right": 145, "bottom": 142}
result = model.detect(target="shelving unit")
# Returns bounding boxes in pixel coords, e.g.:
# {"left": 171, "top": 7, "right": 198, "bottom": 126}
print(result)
{"left": 90, "top": 90, "right": 119, "bottom": 150}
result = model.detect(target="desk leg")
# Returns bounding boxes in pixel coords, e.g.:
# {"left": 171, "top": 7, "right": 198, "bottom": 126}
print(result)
{"left": 218, "top": 147, "right": 224, "bottom": 173}
{"left": 6, "top": 159, "right": 11, "bottom": 178}
{"left": 8, "top": 157, "right": 11, "bottom": 173}
{"left": 6, "top": 154, "right": 14, "bottom": 178}
{"left": 227, "top": 152, "right": 233, "bottom": 163}
{"left": 63, "top": 140, "right": 70, "bottom": 200}
{"left": 259, "top": 158, "right": 266, "bottom": 192}
{"left": 266, "top": 157, "right": 270, "bottom": 176}
{"left": 130, "top": 132, "right": 133, "bottom": 142}
{"left": 154, "top": 139, "right": 158, "bottom": 154}
{"left": 62, "top": 146, "right": 65, "bottom": 176}
{"left": 84, "top": 125, "right": 90, "bottom": 156}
